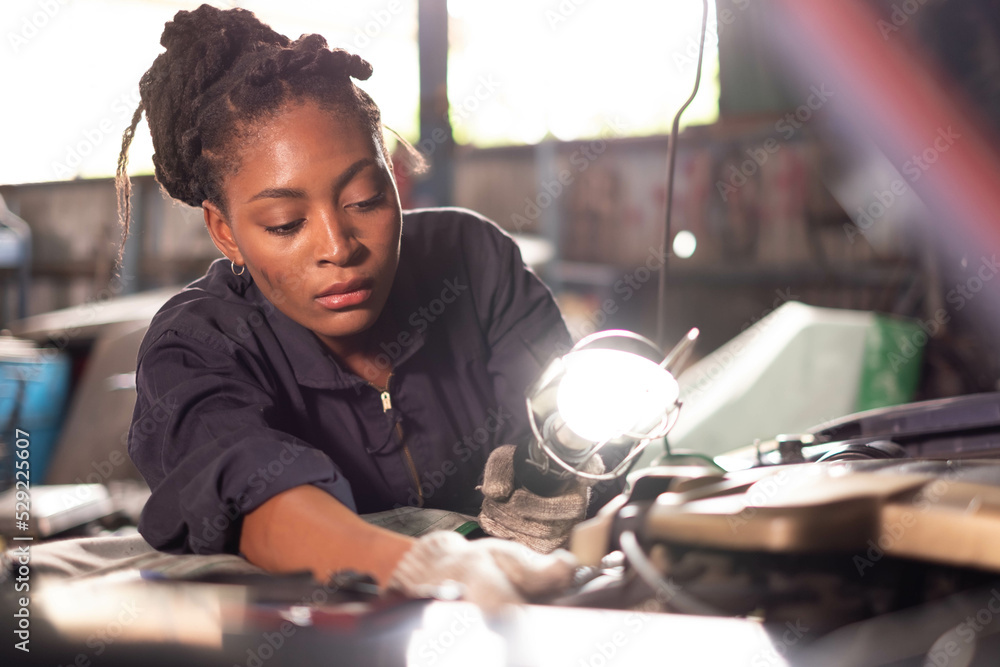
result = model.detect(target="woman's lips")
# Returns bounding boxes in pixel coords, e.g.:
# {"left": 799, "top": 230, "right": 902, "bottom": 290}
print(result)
{"left": 315, "top": 280, "right": 373, "bottom": 310}
{"left": 316, "top": 289, "right": 372, "bottom": 310}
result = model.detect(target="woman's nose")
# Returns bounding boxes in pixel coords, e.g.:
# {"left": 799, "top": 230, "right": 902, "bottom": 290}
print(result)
{"left": 313, "top": 212, "right": 360, "bottom": 266}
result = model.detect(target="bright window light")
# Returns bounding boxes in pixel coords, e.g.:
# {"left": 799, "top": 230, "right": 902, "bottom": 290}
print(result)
{"left": 446, "top": 0, "right": 720, "bottom": 146}
{"left": 1, "top": 0, "right": 418, "bottom": 185}
{"left": 2, "top": 0, "right": 718, "bottom": 184}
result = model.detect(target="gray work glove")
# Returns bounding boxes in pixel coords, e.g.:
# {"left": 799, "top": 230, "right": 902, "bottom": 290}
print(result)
{"left": 477, "top": 444, "right": 603, "bottom": 554}
{"left": 385, "top": 530, "right": 578, "bottom": 613}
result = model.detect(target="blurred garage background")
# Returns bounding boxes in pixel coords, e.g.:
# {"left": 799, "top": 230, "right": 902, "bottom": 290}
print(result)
{"left": 2, "top": 0, "right": 1000, "bottom": 484}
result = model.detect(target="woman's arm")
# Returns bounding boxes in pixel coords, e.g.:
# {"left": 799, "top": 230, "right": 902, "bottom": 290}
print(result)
{"left": 239, "top": 484, "right": 414, "bottom": 584}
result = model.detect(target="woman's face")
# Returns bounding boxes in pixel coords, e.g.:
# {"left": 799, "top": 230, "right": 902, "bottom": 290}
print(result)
{"left": 203, "top": 100, "right": 402, "bottom": 354}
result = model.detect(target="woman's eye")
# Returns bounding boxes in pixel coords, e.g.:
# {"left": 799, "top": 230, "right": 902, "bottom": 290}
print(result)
{"left": 265, "top": 219, "right": 305, "bottom": 236}
{"left": 351, "top": 192, "right": 386, "bottom": 211}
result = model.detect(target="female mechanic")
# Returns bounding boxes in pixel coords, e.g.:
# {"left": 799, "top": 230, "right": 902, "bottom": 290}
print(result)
{"left": 117, "top": 4, "right": 601, "bottom": 599}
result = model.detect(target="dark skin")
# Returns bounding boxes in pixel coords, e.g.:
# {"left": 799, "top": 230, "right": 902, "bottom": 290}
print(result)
{"left": 203, "top": 99, "right": 411, "bottom": 583}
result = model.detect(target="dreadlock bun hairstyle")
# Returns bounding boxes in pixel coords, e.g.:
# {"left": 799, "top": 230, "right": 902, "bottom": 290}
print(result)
{"left": 115, "top": 3, "right": 383, "bottom": 264}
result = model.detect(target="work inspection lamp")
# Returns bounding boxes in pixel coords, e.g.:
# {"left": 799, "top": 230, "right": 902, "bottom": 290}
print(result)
{"left": 515, "top": 328, "right": 699, "bottom": 496}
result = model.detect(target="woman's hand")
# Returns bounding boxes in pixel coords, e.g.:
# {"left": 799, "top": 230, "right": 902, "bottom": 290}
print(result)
{"left": 385, "top": 530, "right": 578, "bottom": 613}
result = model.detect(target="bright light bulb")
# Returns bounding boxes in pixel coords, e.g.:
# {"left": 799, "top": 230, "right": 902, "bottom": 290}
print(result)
{"left": 673, "top": 230, "right": 697, "bottom": 259}
{"left": 555, "top": 349, "right": 679, "bottom": 444}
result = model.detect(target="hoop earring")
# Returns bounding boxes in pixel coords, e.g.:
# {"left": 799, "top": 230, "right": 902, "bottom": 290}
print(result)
{"left": 231, "top": 261, "right": 246, "bottom": 277}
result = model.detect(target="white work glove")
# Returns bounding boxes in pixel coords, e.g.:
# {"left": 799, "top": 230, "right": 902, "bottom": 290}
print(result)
{"left": 477, "top": 444, "right": 603, "bottom": 554}
{"left": 385, "top": 530, "right": 578, "bottom": 613}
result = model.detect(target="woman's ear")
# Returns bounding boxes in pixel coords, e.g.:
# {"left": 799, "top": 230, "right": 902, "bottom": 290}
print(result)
{"left": 203, "top": 201, "right": 244, "bottom": 265}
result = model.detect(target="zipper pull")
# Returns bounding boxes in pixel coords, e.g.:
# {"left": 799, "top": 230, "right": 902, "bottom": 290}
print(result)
{"left": 380, "top": 391, "right": 392, "bottom": 412}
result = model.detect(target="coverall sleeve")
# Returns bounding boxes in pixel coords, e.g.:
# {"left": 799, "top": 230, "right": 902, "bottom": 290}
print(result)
{"left": 461, "top": 216, "right": 573, "bottom": 446}
{"left": 129, "top": 329, "right": 356, "bottom": 554}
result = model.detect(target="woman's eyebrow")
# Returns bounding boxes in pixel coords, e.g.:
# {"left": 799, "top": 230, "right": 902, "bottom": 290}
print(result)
{"left": 334, "top": 158, "right": 378, "bottom": 191}
{"left": 245, "top": 158, "right": 377, "bottom": 204}
{"left": 246, "top": 186, "right": 307, "bottom": 203}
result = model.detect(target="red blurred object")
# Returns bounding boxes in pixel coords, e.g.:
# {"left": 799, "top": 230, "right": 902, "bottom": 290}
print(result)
{"left": 770, "top": 0, "right": 1000, "bottom": 255}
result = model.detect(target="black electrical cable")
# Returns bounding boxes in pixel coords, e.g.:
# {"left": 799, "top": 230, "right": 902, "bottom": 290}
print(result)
{"left": 618, "top": 529, "right": 721, "bottom": 616}
{"left": 657, "top": 0, "right": 710, "bottom": 347}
